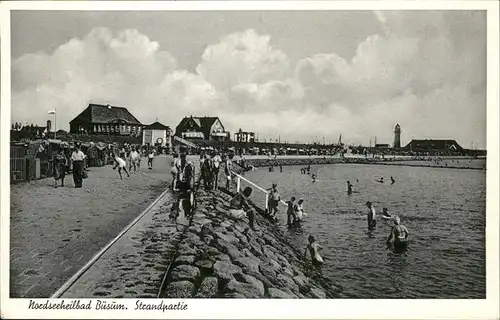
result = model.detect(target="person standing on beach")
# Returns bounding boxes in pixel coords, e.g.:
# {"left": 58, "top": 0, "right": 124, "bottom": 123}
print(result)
{"left": 170, "top": 153, "right": 179, "bottom": 190}
{"left": 280, "top": 164, "right": 283, "bottom": 173}
{"left": 304, "top": 235, "right": 323, "bottom": 267}
{"left": 198, "top": 153, "right": 213, "bottom": 190}
{"left": 365, "top": 201, "right": 377, "bottom": 231}
{"left": 224, "top": 153, "right": 234, "bottom": 191}
{"left": 171, "top": 147, "right": 195, "bottom": 219}
{"left": 52, "top": 145, "right": 68, "bottom": 188}
{"left": 211, "top": 151, "right": 222, "bottom": 190}
{"left": 71, "top": 143, "right": 86, "bottom": 188}
{"left": 147, "top": 148, "right": 155, "bottom": 169}
{"left": 286, "top": 197, "right": 297, "bottom": 227}
{"left": 390, "top": 176, "right": 396, "bottom": 185}
{"left": 129, "top": 147, "right": 140, "bottom": 173}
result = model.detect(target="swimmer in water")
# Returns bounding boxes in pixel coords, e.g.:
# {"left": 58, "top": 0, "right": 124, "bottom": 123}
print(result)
{"left": 376, "top": 177, "right": 384, "bottom": 183}
{"left": 379, "top": 207, "right": 397, "bottom": 226}
{"left": 390, "top": 176, "right": 395, "bottom": 185}
{"left": 304, "top": 235, "right": 323, "bottom": 267}
{"left": 387, "top": 216, "right": 409, "bottom": 250}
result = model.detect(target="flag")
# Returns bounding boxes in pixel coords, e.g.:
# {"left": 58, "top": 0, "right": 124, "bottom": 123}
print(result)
{"left": 48, "top": 110, "right": 56, "bottom": 114}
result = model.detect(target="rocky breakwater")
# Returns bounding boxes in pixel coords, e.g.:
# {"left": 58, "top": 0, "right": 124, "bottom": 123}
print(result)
{"left": 159, "top": 189, "right": 343, "bottom": 299}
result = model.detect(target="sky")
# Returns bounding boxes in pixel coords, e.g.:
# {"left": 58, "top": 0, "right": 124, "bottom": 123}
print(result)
{"left": 10, "top": 10, "right": 486, "bottom": 148}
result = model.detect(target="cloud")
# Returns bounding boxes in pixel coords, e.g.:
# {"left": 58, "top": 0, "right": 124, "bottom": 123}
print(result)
{"left": 196, "top": 29, "right": 291, "bottom": 89}
{"left": 293, "top": 11, "right": 486, "bottom": 147}
{"left": 11, "top": 12, "right": 486, "bottom": 148}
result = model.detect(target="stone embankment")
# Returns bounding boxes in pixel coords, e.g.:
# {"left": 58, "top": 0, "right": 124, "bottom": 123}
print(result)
{"left": 159, "top": 188, "right": 343, "bottom": 299}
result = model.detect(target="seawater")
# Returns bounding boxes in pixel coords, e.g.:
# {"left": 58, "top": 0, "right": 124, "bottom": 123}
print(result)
{"left": 244, "top": 162, "right": 486, "bottom": 298}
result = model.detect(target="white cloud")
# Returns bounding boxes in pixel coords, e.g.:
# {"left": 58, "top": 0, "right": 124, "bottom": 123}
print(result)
{"left": 196, "top": 29, "right": 291, "bottom": 89}
{"left": 11, "top": 12, "right": 486, "bottom": 149}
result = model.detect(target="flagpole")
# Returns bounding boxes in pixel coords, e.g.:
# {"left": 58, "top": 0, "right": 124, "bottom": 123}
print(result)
{"left": 54, "top": 109, "right": 57, "bottom": 140}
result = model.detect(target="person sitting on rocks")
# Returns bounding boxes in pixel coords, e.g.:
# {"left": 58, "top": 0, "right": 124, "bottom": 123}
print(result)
{"left": 229, "top": 186, "right": 255, "bottom": 230}
{"left": 304, "top": 235, "right": 323, "bottom": 267}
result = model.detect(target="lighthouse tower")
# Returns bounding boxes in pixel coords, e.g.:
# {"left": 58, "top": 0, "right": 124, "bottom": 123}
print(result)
{"left": 393, "top": 124, "right": 401, "bottom": 149}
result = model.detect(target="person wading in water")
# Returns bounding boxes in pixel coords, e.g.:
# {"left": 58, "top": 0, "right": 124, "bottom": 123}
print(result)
{"left": 365, "top": 201, "right": 377, "bottom": 231}
{"left": 286, "top": 196, "right": 296, "bottom": 227}
{"left": 304, "top": 235, "right": 323, "bottom": 267}
{"left": 387, "top": 216, "right": 409, "bottom": 251}
{"left": 267, "top": 183, "right": 281, "bottom": 221}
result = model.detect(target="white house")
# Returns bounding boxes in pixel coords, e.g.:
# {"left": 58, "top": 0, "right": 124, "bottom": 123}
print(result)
{"left": 142, "top": 121, "right": 173, "bottom": 151}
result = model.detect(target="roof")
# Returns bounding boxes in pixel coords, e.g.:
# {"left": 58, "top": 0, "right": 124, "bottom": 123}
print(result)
{"left": 144, "top": 121, "right": 171, "bottom": 130}
{"left": 404, "top": 139, "right": 463, "bottom": 150}
{"left": 175, "top": 116, "right": 224, "bottom": 138}
{"left": 71, "top": 103, "right": 142, "bottom": 125}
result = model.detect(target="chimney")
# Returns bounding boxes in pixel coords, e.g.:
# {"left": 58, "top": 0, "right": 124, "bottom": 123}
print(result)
{"left": 47, "top": 120, "right": 52, "bottom": 132}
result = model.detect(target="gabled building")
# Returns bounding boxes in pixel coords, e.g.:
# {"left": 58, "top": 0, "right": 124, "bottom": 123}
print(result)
{"left": 69, "top": 103, "right": 142, "bottom": 137}
{"left": 175, "top": 116, "right": 230, "bottom": 141}
{"left": 404, "top": 139, "right": 464, "bottom": 151}
{"left": 142, "top": 121, "right": 173, "bottom": 151}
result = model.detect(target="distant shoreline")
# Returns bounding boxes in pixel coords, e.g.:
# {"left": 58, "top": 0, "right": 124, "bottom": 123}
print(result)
{"left": 240, "top": 156, "right": 486, "bottom": 171}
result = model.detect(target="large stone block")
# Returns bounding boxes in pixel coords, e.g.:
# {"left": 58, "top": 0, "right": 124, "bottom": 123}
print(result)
{"left": 223, "top": 280, "right": 262, "bottom": 298}
{"left": 195, "top": 277, "right": 219, "bottom": 298}
{"left": 213, "top": 260, "right": 242, "bottom": 284}
{"left": 164, "top": 281, "right": 195, "bottom": 298}
{"left": 170, "top": 265, "right": 200, "bottom": 283}
{"left": 268, "top": 287, "right": 293, "bottom": 299}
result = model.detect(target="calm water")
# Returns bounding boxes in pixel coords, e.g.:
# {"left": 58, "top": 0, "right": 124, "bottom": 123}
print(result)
{"left": 245, "top": 163, "right": 486, "bottom": 298}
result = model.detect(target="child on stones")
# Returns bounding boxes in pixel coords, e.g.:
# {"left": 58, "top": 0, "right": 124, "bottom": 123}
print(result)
{"left": 304, "top": 235, "right": 323, "bottom": 267}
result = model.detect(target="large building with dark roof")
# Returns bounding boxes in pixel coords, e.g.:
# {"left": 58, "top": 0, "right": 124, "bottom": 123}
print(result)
{"left": 69, "top": 103, "right": 143, "bottom": 136}
{"left": 404, "top": 139, "right": 464, "bottom": 152}
{"left": 174, "top": 116, "right": 230, "bottom": 141}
